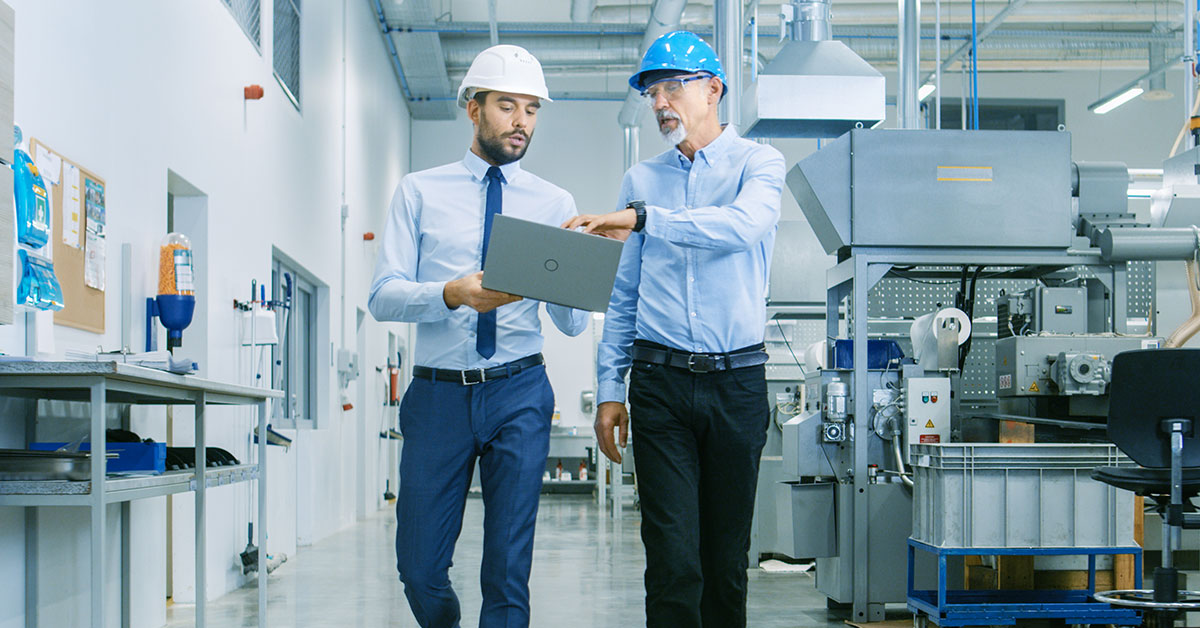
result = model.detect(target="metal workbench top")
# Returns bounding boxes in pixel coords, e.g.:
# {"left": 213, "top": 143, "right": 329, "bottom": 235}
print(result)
{"left": 0, "top": 360, "right": 282, "bottom": 405}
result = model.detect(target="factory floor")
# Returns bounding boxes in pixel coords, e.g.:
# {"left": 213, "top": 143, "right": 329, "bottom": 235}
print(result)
{"left": 166, "top": 494, "right": 894, "bottom": 627}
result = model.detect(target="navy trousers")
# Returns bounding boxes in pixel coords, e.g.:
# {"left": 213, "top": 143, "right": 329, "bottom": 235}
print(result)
{"left": 395, "top": 364, "right": 554, "bottom": 628}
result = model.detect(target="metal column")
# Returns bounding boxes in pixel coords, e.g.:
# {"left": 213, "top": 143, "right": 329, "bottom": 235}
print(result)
{"left": 257, "top": 398, "right": 269, "bottom": 628}
{"left": 1186, "top": 0, "right": 1197, "bottom": 150}
{"left": 194, "top": 391, "right": 207, "bottom": 626}
{"left": 898, "top": 0, "right": 921, "bottom": 129}
{"left": 714, "top": 0, "right": 743, "bottom": 129}
{"left": 90, "top": 379, "right": 107, "bottom": 628}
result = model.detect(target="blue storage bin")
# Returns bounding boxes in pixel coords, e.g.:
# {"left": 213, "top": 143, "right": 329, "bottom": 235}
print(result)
{"left": 30, "top": 441, "right": 166, "bottom": 474}
{"left": 828, "top": 339, "right": 905, "bottom": 370}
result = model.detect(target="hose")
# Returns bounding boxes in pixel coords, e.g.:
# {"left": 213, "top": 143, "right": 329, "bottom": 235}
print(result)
{"left": 891, "top": 427, "right": 914, "bottom": 488}
{"left": 1166, "top": 258, "right": 1200, "bottom": 348}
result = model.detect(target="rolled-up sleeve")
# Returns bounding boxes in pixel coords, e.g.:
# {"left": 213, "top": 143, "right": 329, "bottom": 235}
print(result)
{"left": 368, "top": 177, "right": 456, "bottom": 323}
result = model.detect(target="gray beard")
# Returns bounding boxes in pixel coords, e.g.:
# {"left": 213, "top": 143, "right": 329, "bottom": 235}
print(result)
{"left": 658, "top": 116, "right": 688, "bottom": 146}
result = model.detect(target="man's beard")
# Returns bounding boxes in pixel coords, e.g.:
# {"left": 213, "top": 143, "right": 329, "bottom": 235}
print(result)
{"left": 476, "top": 115, "right": 531, "bottom": 165}
{"left": 658, "top": 110, "right": 688, "bottom": 146}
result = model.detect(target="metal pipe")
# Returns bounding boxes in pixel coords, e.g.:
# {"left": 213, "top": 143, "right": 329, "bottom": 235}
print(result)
{"left": 935, "top": 0, "right": 942, "bottom": 129}
{"left": 617, "top": 0, "right": 688, "bottom": 129}
{"left": 589, "top": 1, "right": 1182, "bottom": 25}
{"left": 1186, "top": 0, "right": 1196, "bottom": 150}
{"left": 920, "top": 0, "right": 1031, "bottom": 89}
{"left": 898, "top": 0, "right": 920, "bottom": 129}
{"left": 571, "top": 0, "right": 596, "bottom": 22}
{"left": 1099, "top": 227, "right": 1200, "bottom": 261}
{"left": 715, "top": 0, "right": 743, "bottom": 128}
{"left": 970, "top": 0, "right": 980, "bottom": 129}
{"left": 624, "top": 125, "right": 640, "bottom": 170}
{"left": 791, "top": 0, "right": 831, "bottom": 41}
{"left": 487, "top": 0, "right": 499, "bottom": 45}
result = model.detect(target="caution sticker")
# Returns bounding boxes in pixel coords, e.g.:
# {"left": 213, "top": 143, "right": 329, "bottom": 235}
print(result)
{"left": 1029, "top": 381, "right": 1040, "bottom": 393}
{"left": 925, "top": 420, "right": 935, "bottom": 429}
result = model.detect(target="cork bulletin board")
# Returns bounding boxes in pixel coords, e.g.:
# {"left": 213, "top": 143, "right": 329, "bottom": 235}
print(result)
{"left": 29, "top": 138, "right": 105, "bottom": 333}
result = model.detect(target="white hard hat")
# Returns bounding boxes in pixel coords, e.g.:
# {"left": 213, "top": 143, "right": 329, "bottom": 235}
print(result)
{"left": 456, "top": 44, "right": 553, "bottom": 109}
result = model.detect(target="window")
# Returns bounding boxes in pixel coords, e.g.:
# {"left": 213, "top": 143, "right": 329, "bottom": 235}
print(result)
{"left": 272, "top": 257, "right": 317, "bottom": 426}
{"left": 221, "top": 0, "right": 261, "bottom": 51}
{"left": 273, "top": 0, "right": 301, "bottom": 109}
{"left": 928, "top": 98, "right": 1065, "bottom": 131}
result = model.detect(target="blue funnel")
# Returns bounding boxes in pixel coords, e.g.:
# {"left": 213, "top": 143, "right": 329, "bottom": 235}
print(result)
{"left": 155, "top": 294, "right": 195, "bottom": 351}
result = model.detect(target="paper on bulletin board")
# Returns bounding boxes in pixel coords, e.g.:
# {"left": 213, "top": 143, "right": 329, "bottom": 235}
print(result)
{"left": 61, "top": 162, "right": 81, "bottom": 248}
{"left": 83, "top": 177, "right": 106, "bottom": 290}
{"left": 34, "top": 145, "right": 61, "bottom": 186}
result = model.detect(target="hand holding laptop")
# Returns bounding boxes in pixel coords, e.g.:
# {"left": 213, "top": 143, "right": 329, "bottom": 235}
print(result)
{"left": 444, "top": 271, "right": 522, "bottom": 313}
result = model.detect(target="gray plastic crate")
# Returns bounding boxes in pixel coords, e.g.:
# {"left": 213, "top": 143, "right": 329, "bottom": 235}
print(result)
{"left": 911, "top": 443, "right": 1136, "bottom": 548}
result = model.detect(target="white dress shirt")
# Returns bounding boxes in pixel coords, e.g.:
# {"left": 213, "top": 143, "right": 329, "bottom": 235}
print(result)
{"left": 369, "top": 150, "right": 588, "bottom": 369}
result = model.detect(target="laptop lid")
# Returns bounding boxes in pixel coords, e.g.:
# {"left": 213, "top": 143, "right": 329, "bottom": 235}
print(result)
{"left": 481, "top": 214, "right": 625, "bottom": 312}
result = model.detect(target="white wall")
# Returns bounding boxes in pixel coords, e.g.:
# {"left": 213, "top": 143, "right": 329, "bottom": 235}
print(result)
{"left": 0, "top": 1, "right": 411, "bottom": 627}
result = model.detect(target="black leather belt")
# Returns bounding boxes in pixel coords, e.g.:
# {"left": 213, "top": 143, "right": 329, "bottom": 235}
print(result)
{"left": 413, "top": 353, "right": 544, "bottom": 385}
{"left": 631, "top": 343, "right": 768, "bottom": 374}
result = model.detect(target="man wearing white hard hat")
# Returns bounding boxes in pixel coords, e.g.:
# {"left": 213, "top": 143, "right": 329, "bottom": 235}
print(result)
{"left": 369, "top": 44, "right": 586, "bottom": 628}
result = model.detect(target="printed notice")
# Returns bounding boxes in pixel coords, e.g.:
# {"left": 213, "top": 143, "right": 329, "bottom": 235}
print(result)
{"left": 62, "top": 163, "right": 81, "bottom": 248}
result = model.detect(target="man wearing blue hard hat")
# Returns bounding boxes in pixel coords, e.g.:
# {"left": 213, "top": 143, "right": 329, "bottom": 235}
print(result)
{"left": 564, "top": 30, "right": 786, "bottom": 628}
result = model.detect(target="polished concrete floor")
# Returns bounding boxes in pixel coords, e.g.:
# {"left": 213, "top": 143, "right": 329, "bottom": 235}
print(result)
{"left": 166, "top": 494, "right": 884, "bottom": 627}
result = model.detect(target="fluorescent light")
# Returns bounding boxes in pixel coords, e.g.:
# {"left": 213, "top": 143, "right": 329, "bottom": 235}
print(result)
{"left": 918, "top": 83, "right": 936, "bottom": 101}
{"left": 1092, "top": 87, "right": 1144, "bottom": 114}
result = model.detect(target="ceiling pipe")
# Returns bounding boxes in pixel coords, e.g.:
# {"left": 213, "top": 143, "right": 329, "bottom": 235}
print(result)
{"left": 439, "top": 33, "right": 1161, "bottom": 70}
{"left": 920, "top": 0, "right": 1031, "bottom": 88}
{"left": 617, "top": 0, "right": 688, "bottom": 129}
{"left": 591, "top": 1, "right": 1184, "bottom": 25}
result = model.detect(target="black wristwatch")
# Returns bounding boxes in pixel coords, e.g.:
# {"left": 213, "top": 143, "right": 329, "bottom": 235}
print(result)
{"left": 628, "top": 200, "right": 647, "bottom": 232}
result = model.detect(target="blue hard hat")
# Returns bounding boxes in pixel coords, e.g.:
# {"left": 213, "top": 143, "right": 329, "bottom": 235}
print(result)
{"left": 629, "top": 31, "right": 726, "bottom": 94}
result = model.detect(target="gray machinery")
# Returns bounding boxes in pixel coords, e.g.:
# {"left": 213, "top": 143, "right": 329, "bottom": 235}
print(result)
{"left": 773, "top": 127, "right": 1200, "bottom": 622}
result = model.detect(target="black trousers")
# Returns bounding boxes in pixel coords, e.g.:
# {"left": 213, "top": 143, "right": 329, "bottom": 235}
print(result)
{"left": 628, "top": 352, "right": 770, "bottom": 628}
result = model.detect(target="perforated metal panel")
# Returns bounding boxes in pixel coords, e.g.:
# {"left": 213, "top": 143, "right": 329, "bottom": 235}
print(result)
{"left": 864, "top": 264, "right": 1154, "bottom": 401}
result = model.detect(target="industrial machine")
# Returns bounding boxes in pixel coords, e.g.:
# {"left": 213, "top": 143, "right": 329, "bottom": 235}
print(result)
{"left": 764, "top": 126, "right": 1200, "bottom": 621}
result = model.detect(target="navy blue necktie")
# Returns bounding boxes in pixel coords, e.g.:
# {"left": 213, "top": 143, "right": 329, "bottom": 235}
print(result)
{"left": 477, "top": 166, "right": 504, "bottom": 359}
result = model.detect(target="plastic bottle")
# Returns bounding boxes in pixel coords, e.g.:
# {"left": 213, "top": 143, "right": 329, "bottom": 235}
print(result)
{"left": 578, "top": 460, "right": 588, "bottom": 482}
{"left": 555, "top": 459, "right": 563, "bottom": 481}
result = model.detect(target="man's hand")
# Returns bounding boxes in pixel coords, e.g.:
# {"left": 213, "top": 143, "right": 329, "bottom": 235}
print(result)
{"left": 443, "top": 272, "right": 522, "bottom": 313}
{"left": 561, "top": 208, "right": 637, "bottom": 241}
{"left": 594, "top": 401, "right": 629, "bottom": 464}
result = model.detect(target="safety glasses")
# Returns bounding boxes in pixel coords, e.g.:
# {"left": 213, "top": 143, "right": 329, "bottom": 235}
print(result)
{"left": 640, "top": 74, "right": 711, "bottom": 104}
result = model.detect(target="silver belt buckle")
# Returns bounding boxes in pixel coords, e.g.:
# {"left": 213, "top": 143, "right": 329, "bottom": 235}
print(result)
{"left": 687, "top": 354, "right": 717, "bottom": 373}
{"left": 461, "top": 368, "right": 486, "bottom": 385}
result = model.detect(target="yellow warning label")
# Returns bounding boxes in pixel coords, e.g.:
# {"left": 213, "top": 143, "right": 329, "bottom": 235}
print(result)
{"left": 925, "top": 420, "right": 935, "bottom": 429}
{"left": 1029, "top": 381, "right": 1040, "bottom": 393}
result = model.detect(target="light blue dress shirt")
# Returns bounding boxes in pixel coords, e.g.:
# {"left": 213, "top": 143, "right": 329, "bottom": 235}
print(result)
{"left": 369, "top": 150, "right": 589, "bottom": 370}
{"left": 597, "top": 126, "right": 786, "bottom": 405}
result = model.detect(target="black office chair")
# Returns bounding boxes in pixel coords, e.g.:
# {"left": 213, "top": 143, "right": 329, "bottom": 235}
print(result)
{"left": 1092, "top": 348, "right": 1200, "bottom": 625}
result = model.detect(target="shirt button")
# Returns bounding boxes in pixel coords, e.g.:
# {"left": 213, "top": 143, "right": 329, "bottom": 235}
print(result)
{"left": 689, "top": 277, "right": 695, "bottom": 282}
{"left": 690, "top": 312, "right": 697, "bottom": 317}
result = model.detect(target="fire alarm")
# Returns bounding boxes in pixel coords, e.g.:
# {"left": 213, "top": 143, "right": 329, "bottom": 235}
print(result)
{"left": 244, "top": 85, "right": 264, "bottom": 100}
{"left": 363, "top": 232, "right": 376, "bottom": 241}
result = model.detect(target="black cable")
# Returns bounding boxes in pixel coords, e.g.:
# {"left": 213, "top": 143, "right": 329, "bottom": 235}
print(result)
{"left": 773, "top": 318, "right": 805, "bottom": 370}
{"left": 958, "top": 265, "right": 987, "bottom": 370}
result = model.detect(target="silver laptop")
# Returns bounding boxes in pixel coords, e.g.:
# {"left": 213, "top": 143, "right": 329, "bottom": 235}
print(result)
{"left": 482, "top": 214, "right": 625, "bottom": 312}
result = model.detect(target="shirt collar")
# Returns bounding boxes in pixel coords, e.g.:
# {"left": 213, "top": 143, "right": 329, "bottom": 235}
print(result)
{"left": 463, "top": 149, "right": 521, "bottom": 183}
{"left": 674, "top": 124, "right": 738, "bottom": 167}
